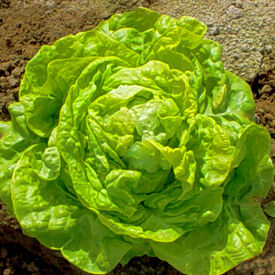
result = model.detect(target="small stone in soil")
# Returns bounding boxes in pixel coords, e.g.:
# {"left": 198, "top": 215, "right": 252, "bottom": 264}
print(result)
{"left": 3, "top": 268, "right": 12, "bottom": 275}
{"left": 7, "top": 76, "right": 19, "bottom": 88}
{"left": 11, "top": 67, "right": 23, "bottom": 78}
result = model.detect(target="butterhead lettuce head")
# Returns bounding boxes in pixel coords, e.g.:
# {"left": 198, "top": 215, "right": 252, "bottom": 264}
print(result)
{"left": 0, "top": 7, "right": 273, "bottom": 275}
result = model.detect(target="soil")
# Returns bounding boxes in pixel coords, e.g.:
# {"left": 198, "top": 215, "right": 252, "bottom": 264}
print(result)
{"left": 0, "top": 1, "right": 274, "bottom": 275}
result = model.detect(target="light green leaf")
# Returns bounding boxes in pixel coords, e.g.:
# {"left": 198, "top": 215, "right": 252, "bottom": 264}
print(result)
{"left": 61, "top": 213, "right": 132, "bottom": 274}
{"left": 11, "top": 144, "right": 82, "bottom": 248}
{"left": 0, "top": 103, "right": 40, "bottom": 213}
{"left": 151, "top": 205, "right": 269, "bottom": 275}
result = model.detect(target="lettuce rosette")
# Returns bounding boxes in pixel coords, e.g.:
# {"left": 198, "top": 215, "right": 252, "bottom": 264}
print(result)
{"left": 0, "top": 8, "right": 273, "bottom": 275}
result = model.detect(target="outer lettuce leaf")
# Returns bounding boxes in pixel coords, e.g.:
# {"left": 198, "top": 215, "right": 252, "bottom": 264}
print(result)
{"left": 0, "top": 103, "right": 41, "bottom": 213}
{"left": 11, "top": 143, "right": 81, "bottom": 248}
{"left": 150, "top": 208, "right": 269, "bottom": 275}
{"left": 61, "top": 213, "right": 132, "bottom": 274}
{"left": 107, "top": 7, "right": 160, "bottom": 32}
{"left": 11, "top": 144, "right": 132, "bottom": 273}
{"left": 151, "top": 124, "right": 272, "bottom": 274}
{"left": 224, "top": 71, "right": 255, "bottom": 120}
{"left": 0, "top": 7, "right": 273, "bottom": 275}
{"left": 0, "top": 121, "right": 19, "bottom": 212}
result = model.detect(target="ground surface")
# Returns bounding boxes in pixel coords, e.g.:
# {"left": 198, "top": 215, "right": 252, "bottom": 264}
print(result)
{"left": 0, "top": 0, "right": 274, "bottom": 274}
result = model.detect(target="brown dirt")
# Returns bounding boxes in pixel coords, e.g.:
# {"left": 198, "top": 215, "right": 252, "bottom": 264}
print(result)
{"left": 0, "top": 1, "right": 274, "bottom": 274}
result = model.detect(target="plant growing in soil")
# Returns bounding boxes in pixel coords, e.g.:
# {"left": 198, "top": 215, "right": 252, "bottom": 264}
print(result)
{"left": 0, "top": 7, "right": 273, "bottom": 275}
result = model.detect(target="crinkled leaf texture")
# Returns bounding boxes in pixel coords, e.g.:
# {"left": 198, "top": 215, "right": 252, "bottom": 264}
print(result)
{"left": 0, "top": 7, "right": 273, "bottom": 275}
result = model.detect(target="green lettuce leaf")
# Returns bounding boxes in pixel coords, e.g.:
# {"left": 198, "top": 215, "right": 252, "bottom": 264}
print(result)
{"left": 0, "top": 103, "right": 41, "bottom": 213}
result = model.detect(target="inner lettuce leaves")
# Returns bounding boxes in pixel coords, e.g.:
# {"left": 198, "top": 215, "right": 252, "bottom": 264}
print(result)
{"left": 0, "top": 7, "right": 273, "bottom": 275}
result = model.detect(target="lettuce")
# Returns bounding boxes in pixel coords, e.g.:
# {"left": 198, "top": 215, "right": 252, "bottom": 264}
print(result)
{"left": 0, "top": 7, "right": 273, "bottom": 275}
